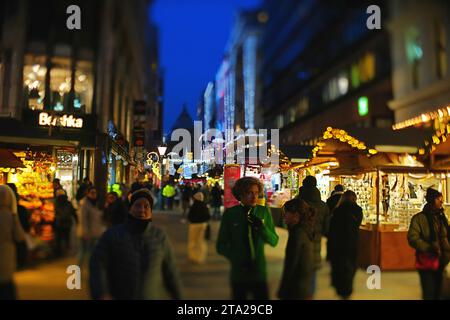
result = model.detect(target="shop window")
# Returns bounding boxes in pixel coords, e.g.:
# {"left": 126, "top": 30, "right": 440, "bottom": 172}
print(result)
{"left": 296, "top": 97, "right": 309, "bottom": 118}
{"left": 435, "top": 21, "right": 447, "bottom": 79}
{"left": 50, "top": 57, "right": 72, "bottom": 112}
{"left": 351, "top": 63, "right": 360, "bottom": 88}
{"left": 359, "top": 53, "right": 375, "bottom": 83}
{"left": 23, "top": 55, "right": 47, "bottom": 110}
{"left": 75, "top": 61, "right": 93, "bottom": 114}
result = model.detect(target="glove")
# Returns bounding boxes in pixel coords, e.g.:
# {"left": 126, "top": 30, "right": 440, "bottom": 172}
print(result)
{"left": 248, "top": 214, "right": 263, "bottom": 231}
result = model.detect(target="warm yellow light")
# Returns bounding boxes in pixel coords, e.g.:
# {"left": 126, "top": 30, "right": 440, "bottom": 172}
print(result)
{"left": 368, "top": 149, "right": 378, "bottom": 155}
{"left": 50, "top": 165, "right": 56, "bottom": 172}
{"left": 419, "top": 148, "right": 425, "bottom": 155}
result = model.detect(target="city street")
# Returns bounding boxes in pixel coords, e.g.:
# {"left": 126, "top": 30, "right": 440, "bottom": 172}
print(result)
{"left": 15, "top": 210, "right": 421, "bottom": 300}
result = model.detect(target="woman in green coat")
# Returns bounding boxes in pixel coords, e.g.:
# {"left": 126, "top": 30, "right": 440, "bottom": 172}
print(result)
{"left": 216, "top": 177, "right": 279, "bottom": 300}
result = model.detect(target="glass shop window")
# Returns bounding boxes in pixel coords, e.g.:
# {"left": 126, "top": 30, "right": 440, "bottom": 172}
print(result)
{"left": 50, "top": 57, "right": 72, "bottom": 112}
{"left": 75, "top": 61, "right": 93, "bottom": 114}
{"left": 23, "top": 55, "right": 47, "bottom": 110}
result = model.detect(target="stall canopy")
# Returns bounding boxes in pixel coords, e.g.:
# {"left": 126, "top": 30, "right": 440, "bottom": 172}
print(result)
{"left": 0, "top": 149, "right": 25, "bottom": 168}
{"left": 291, "top": 126, "right": 432, "bottom": 174}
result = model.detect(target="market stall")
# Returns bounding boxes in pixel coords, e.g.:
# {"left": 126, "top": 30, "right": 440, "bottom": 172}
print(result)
{"left": 292, "top": 127, "right": 447, "bottom": 270}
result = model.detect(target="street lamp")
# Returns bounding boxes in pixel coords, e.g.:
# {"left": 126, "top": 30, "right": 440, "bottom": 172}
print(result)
{"left": 157, "top": 144, "right": 167, "bottom": 157}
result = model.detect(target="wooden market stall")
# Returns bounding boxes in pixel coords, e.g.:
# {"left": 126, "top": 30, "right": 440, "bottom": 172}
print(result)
{"left": 289, "top": 127, "right": 448, "bottom": 271}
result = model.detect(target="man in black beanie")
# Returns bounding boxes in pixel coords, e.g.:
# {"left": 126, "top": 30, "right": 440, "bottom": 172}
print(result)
{"left": 408, "top": 187, "right": 450, "bottom": 300}
{"left": 297, "top": 175, "right": 330, "bottom": 299}
{"left": 90, "top": 188, "right": 182, "bottom": 299}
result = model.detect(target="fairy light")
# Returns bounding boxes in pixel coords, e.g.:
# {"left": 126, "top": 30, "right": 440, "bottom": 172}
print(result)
{"left": 392, "top": 105, "right": 450, "bottom": 130}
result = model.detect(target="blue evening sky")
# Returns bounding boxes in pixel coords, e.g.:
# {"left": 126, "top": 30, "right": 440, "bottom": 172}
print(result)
{"left": 151, "top": 0, "right": 262, "bottom": 135}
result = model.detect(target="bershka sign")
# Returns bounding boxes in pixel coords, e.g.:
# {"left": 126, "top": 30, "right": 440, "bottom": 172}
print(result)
{"left": 38, "top": 112, "right": 83, "bottom": 128}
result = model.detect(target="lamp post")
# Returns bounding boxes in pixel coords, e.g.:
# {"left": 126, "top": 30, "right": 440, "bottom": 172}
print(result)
{"left": 158, "top": 144, "right": 168, "bottom": 181}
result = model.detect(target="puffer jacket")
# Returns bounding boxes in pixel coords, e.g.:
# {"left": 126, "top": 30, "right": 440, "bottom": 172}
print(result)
{"left": 89, "top": 219, "right": 183, "bottom": 300}
{"left": 298, "top": 186, "right": 330, "bottom": 269}
{"left": 408, "top": 204, "right": 450, "bottom": 267}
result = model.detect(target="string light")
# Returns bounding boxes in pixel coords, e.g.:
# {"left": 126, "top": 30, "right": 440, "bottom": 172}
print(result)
{"left": 392, "top": 105, "right": 450, "bottom": 130}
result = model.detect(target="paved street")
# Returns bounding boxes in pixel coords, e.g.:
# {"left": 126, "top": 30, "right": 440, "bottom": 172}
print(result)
{"left": 15, "top": 209, "right": 421, "bottom": 300}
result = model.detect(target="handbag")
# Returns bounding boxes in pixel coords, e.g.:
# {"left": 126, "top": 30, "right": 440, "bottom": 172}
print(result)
{"left": 415, "top": 252, "right": 439, "bottom": 271}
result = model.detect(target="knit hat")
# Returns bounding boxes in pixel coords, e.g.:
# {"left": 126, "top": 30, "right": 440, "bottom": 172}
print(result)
{"left": 425, "top": 188, "right": 442, "bottom": 204}
{"left": 193, "top": 192, "right": 204, "bottom": 202}
{"left": 302, "top": 176, "right": 317, "bottom": 188}
{"left": 130, "top": 188, "right": 154, "bottom": 209}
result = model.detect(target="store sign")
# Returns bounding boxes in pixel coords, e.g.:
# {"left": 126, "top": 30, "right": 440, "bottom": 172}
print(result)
{"left": 39, "top": 112, "right": 83, "bottom": 128}
{"left": 223, "top": 165, "right": 241, "bottom": 208}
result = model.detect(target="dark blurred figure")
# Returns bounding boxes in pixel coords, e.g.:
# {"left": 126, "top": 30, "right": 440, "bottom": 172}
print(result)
{"left": 211, "top": 183, "right": 223, "bottom": 220}
{"left": 187, "top": 192, "right": 211, "bottom": 264}
{"left": 327, "top": 190, "right": 363, "bottom": 300}
{"left": 76, "top": 177, "right": 92, "bottom": 203}
{"left": 7, "top": 183, "right": 30, "bottom": 268}
{"left": 181, "top": 184, "right": 192, "bottom": 222}
{"left": 297, "top": 175, "right": 330, "bottom": 299}
{"left": 103, "top": 192, "right": 128, "bottom": 227}
{"left": 131, "top": 179, "right": 143, "bottom": 193}
{"left": 53, "top": 178, "right": 64, "bottom": 197}
{"left": 327, "top": 184, "right": 344, "bottom": 213}
{"left": 54, "top": 189, "right": 78, "bottom": 257}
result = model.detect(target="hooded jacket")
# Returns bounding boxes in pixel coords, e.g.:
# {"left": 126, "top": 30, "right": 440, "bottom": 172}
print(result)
{"left": 278, "top": 222, "right": 315, "bottom": 299}
{"left": 297, "top": 186, "right": 330, "bottom": 269}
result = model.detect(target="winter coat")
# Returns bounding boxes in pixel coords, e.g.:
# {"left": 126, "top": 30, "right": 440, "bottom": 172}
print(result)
{"left": 297, "top": 186, "right": 330, "bottom": 269}
{"left": 89, "top": 219, "right": 182, "bottom": 300}
{"left": 0, "top": 208, "right": 25, "bottom": 283}
{"left": 104, "top": 199, "right": 128, "bottom": 227}
{"left": 408, "top": 204, "right": 450, "bottom": 267}
{"left": 326, "top": 192, "right": 343, "bottom": 213}
{"left": 188, "top": 200, "right": 211, "bottom": 224}
{"left": 278, "top": 222, "right": 315, "bottom": 299}
{"left": 211, "top": 186, "right": 223, "bottom": 207}
{"left": 79, "top": 198, "right": 105, "bottom": 239}
{"left": 216, "top": 204, "right": 279, "bottom": 284}
{"left": 328, "top": 201, "right": 363, "bottom": 263}
{"left": 162, "top": 185, "right": 176, "bottom": 198}
{"left": 55, "top": 195, "right": 77, "bottom": 230}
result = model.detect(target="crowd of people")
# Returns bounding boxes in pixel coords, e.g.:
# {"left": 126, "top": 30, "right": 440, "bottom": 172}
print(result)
{"left": 0, "top": 174, "right": 449, "bottom": 300}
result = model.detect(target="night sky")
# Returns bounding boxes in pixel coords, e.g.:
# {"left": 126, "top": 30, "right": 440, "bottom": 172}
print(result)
{"left": 151, "top": 0, "right": 262, "bottom": 136}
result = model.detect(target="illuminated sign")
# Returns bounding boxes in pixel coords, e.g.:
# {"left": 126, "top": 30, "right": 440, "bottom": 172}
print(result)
{"left": 358, "top": 96, "right": 369, "bottom": 116}
{"left": 39, "top": 112, "right": 83, "bottom": 128}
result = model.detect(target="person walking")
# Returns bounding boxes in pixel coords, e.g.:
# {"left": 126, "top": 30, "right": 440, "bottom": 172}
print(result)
{"left": 326, "top": 184, "right": 344, "bottom": 212}
{"left": 0, "top": 185, "right": 25, "bottom": 300}
{"left": 217, "top": 177, "right": 279, "bottom": 300}
{"left": 181, "top": 184, "right": 192, "bottom": 222}
{"left": 103, "top": 191, "right": 128, "bottom": 228}
{"left": 327, "top": 190, "right": 363, "bottom": 299}
{"left": 211, "top": 183, "right": 223, "bottom": 220}
{"left": 76, "top": 177, "right": 92, "bottom": 203}
{"left": 297, "top": 175, "right": 330, "bottom": 298}
{"left": 78, "top": 186, "right": 105, "bottom": 267}
{"left": 408, "top": 188, "right": 450, "bottom": 300}
{"left": 54, "top": 189, "right": 78, "bottom": 257}
{"left": 89, "top": 188, "right": 183, "bottom": 300}
{"left": 187, "top": 192, "right": 211, "bottom": 264}
{"left": 278, "top": 199, "right": 315, "bottom": 300}
{"left": 162, "top": 184, "right": 176, "bottom": 211}
{"left": 7, "top": 183, "right": 30, "bottom": 268}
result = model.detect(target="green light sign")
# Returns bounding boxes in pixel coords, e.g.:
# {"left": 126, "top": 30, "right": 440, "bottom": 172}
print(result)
{"left": 358, "top": 96, "right": 369, "bottom": 116}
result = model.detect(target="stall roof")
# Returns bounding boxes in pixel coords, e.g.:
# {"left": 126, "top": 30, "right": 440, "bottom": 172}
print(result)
{"left": 0, "top": 149, "right": 25, "bottom": 168}
{"left": 280, "top": 145, "right": 313, "bottom": 163}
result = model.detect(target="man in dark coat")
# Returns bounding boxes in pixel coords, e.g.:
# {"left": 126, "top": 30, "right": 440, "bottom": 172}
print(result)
{"left": 327, "top": 184, "right": 344, "bottom": 213}
{"left": 103, "top": 192, "right": 128, "bottom": 227}
{"left": 328, "top": 190, "right": 363, "bottom": 299}
{"left": 297, "top": 175, "right": 330, "bottom": 298}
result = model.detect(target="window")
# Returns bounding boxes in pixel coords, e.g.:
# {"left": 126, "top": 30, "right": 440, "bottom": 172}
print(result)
{"left": 23, "top": 55, "right": 47, "bottom": 110}
{"left": 405, "top": 27, "right": 422, "bottom": 88}
{"left": 75, "top": 61, "right": 93, "bottom": 114}
{"left": 435, "top": 21, "right": 447, "bottom": 79}
{"left": 50, "top": 57, "right": 71, "bottom": 111}
{"left": 276, "top": 114, "right": 284, "bottom": 128}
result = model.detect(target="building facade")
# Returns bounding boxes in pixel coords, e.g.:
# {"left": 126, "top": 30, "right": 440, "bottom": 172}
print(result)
{"left": 0, "top": 0, "right": 159, "bottom": 200}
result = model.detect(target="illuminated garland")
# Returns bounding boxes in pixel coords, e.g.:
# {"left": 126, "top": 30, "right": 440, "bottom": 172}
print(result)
{"left": 392, "top": 105, "right": 450, "bottom": 130}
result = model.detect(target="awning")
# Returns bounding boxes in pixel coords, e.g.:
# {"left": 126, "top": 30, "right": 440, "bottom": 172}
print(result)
{"left": 0, "top": 149, "right": 25, "bottom": 168}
